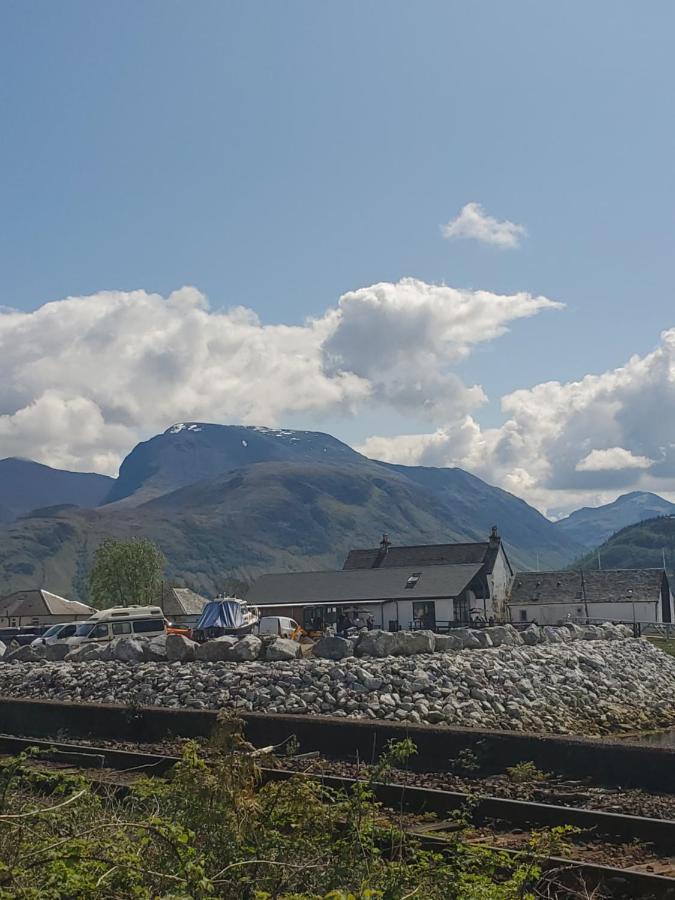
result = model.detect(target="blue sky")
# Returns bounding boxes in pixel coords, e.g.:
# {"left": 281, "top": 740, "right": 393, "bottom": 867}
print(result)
{"left": 1, "top": 2, "right": 675, "bottom": 514}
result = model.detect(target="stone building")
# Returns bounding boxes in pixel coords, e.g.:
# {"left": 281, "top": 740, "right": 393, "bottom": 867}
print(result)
{"left": 508, "top": 568, "right": 673, "bottom": 625}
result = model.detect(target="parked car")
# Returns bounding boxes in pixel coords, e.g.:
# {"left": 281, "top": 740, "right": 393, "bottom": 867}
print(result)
{"left": 257, "top": 616, "right": 302, "bottom": 640}
{"left": 0, "top": 625, "right": 50, "bottom": 649}
{"left": 58, "top": 605, "right": 167, "bottom": 646}
{"left": 30, "top": 622, "right": 78, "bottom": 647}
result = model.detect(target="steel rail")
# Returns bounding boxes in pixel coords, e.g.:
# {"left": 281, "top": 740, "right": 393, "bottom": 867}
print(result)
{"left": 2, "top": 733, "right": 675, "bottom": 849}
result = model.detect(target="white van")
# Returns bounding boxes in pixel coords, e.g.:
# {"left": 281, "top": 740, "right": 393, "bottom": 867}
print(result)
{"left": 258, "top": 616, "right": 300, "bottom": 639}
{"left": 64, "top": 605, "right": 166, "bottom": 645}
{"left": 31, "top": 622, "right": 78, "bottom": 647}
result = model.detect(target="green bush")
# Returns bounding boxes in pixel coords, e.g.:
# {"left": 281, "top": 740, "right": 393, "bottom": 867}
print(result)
{"left": 0, "top": 733, "right": 567, "bottom": 899}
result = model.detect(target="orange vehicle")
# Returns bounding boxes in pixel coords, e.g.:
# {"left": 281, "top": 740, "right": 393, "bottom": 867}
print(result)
{"left": 165, "top": 622, "right": 192, "bottom": 639}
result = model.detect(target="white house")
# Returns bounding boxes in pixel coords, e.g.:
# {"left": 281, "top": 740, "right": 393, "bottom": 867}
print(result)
{"left": 247, "top": 530, "right": 515, "bottom": 630}
{"left": 508, "top": 569, "right": 674, "bottom": 626}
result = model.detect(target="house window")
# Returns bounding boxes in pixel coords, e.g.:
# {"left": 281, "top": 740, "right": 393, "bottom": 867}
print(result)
{"left": 412, "top": 601, "right": 436, "bottom": 629}
{"left": 405, "top": 572, "right": 422, "bottom": 589}
{"left": 519, "top": 610, "right": 527, "bottom": 622}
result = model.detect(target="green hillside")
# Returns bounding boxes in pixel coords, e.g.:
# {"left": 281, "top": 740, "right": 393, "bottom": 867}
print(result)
{"left": 578, "top": 515, "right": 675, "bottom": 572}
{"left": 0, "top": 457, "right": 582, "bottom": 602}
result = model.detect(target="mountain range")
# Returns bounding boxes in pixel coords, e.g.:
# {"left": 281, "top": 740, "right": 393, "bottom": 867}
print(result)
{"left": 553, "top": 491, "right": 675, "bottom": 548}
{"left": 0, "top": 422, "right": 670, "bottom": 601}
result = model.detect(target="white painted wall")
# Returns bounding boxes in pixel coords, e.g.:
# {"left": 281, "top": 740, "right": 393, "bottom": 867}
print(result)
{"left": 381, "top": 597, "right": 457, "bottom": 630}
{"left": 488, "top": 546, "right": 513, "bottom": 619}
{"left": 509, "top": 600, "right": 661, "bottom": 626}
{"left": 0, "top": 614, "right": 92, "bottom": 627}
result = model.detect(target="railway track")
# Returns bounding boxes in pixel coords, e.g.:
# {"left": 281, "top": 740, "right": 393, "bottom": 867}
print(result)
{"left": 1, "top": 734, "right": 674, "bottom": 897}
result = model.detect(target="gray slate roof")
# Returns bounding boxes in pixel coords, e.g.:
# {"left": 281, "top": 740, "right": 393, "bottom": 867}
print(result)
{"left": 161, "top": 587, "right": 209, "bottom": 617}
{"left": 509, "top": 569, "right": 668, "bottom": 605}
{"left": 343, "top": 542, "right": 491, "bottom": 570}
{"left": 0, "top": 590, "right": 94, "bottom": 618}
{"left": 247, "top": 563, "right": 483, "bottom": 607}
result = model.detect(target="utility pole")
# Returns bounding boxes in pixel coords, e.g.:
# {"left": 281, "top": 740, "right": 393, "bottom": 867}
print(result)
{"left": 597, "top": 550, "right": 602, "bottom": 570}
{"left": 580, "top": 569, "right": 590, "bottom": 624}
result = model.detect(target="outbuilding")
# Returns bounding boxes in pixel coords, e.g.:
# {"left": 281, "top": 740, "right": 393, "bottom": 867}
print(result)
{"left": 0, "top": 589, "right": 94, "bottom": 627}
{"left": 508, "top": 569, "right": 673, "bottom": 625}
{"left": 159, "top": 586, "right": 209, "bottom": 625}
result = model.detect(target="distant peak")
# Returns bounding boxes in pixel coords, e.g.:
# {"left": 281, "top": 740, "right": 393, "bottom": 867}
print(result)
{"left": 165, "top": 423, "right": 204, "bottom": 434}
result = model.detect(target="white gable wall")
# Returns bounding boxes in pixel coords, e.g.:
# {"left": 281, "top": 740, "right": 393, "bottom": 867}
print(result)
{"left": 510, "top": 599, "right": 661, "bottom": 626}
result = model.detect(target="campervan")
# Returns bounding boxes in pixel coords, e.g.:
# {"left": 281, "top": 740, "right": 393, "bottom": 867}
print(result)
{"left": 60, "top": 605, "right": 166, "bottom": 646}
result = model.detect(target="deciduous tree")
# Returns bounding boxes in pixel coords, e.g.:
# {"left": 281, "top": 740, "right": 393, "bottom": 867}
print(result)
{"left": 89, "top": 538, "right": 165, "bottom": 609}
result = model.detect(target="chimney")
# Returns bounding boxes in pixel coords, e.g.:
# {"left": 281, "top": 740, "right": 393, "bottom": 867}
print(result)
{"left": 373, "top": 533, "right": 391, "bottom": 568}
{"left": 489, "top": 525, "right": 500, "bottom": 545}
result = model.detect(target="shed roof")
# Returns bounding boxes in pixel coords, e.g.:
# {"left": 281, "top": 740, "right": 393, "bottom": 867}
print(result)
{"left": 161, "top": 587, "right": 209, "bottom": 617}
{"left": 509, "top": 569, "right": 668, "bottom": 605}
{"left": 0, "top": 590, "right": 94, "bottom": 618}
{"left": 248, "top": 563, "right": 483, "bottom": 607}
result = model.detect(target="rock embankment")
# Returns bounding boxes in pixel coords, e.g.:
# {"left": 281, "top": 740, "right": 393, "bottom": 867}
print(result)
{"left": 0, "top": 638, "right": 673, "bottom": 735}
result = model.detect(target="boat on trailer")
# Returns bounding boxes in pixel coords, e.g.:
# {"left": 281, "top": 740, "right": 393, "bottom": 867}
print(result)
{"left": 192, "top": 596, "right": 259, "bottom": 642}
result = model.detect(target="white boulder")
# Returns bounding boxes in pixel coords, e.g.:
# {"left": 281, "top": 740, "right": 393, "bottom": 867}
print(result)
{"left": 144, "top": 633, "right": 169, "bottom": 662}
{"left": 196, "top": 636, "right": 238, "bottom": 662}
{"left": 392, "top": 630, "right": 436, "bottom": 656}
{"left": 433, "top": 634, "right": 463, "bottom": 652}
{"left": 114, "top": 637, "right": 147, "bottom": 663}
{"left": 44, "top": 643, "right": 72, "bottom": 661}
{"left": 470, "top": 630, "right": 493, "bottom": 649}
{"left": 65, "top": 642, "right": 107, "bottom": 662}
{"left": 5, "top": 645, "right": 42, "bottom": 663}
{"left": 453, "top": 628, "right": 482, "bottom": 649}
{"left": 521, "top": 624, "right": 541, "bottom": 646}
{"left": 166, "top": 633, "right": 198, "bottom": 662}
{"left": 312, "top": 635, "right": 354, "bottom": 660}
{"left": 485, "top": 626, "right": 514, "bottom": 647}
{"left": 355, "top": 629, "right": 397, "bottom": 658}
{"left": 265, "top": 638, "right": 302, "bottom": 661}
{"left": 229, "top": 634, "right": 262, "bottom": 661}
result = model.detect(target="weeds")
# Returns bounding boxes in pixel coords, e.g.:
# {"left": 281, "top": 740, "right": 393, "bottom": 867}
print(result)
{"left": 0, "top": 728, "right": 581, "bottom": 898}
{"left": 505, "top": 762, "right": 548, "bottom": 785}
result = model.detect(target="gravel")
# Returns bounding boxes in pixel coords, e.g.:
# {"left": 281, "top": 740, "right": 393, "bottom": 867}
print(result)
{"left": 0, "top": 638, "right": 673, "bottom": 736}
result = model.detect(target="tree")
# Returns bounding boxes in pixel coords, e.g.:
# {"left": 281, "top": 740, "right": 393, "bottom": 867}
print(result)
{"left": 89, "top": 538, "right": 165, "bottom": 609}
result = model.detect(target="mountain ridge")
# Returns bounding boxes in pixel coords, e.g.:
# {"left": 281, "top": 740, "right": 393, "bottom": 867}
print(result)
{"left": 554, "top": 490, "right": 675, "bottom": 548}
{"left": 0, "top": 423, "right": 584, "bottom": 600}
{"left": 0, "top": 458, "right": 113, "bottom": 523}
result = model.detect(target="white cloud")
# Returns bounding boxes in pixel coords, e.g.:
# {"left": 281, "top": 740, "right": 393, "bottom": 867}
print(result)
{"left": 358, "top": 329, "right": 675, "bottom": 516}
{"left": 441, "top": 202, "right": 527, "bottom": 248}
{"left": 0, "top": 280, "right": 559, "bottom": 475}
{"left": 3, "top": 277, "right": 674, "bottom": 518}
{"left": 575, "top": 447, "right": 655, "bottom": 472}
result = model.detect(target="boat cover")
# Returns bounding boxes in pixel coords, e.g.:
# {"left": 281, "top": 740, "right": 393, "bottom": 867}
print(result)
{"left": 196, "top": 600, "right": 247, "bottom": 631}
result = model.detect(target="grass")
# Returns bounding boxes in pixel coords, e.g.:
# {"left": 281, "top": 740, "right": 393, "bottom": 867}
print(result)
{"left": 647, "top": 637, "right": 675, "bottom": 658}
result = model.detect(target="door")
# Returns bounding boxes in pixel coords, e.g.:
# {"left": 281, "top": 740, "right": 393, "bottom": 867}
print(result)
{"left": 412, "top": 601, "right": 436, "bottom": 630}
